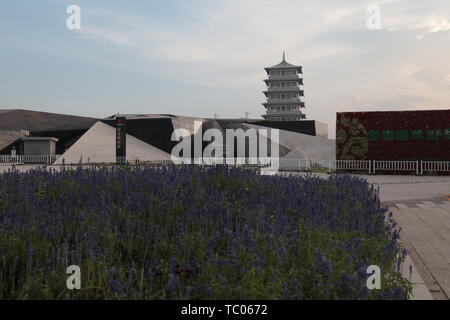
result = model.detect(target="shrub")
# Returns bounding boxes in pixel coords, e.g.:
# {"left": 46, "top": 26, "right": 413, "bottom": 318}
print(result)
{"left": 0, "top": 166, "right": 411, "bottom": 299}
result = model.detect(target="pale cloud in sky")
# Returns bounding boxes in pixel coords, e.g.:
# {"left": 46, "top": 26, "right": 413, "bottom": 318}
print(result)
{"left": 76, "top": 0, "right": 449, "bottom": 85}
{"left": 0, "top": 0, "right": 449, "bottom": 138}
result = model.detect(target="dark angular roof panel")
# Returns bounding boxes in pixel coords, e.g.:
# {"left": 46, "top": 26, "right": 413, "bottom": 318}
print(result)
{"left": 0, "top": 109, "right": 98, "bottom": 132}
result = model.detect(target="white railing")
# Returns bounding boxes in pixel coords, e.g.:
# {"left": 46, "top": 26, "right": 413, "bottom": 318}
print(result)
{"left": 277, "top": 159, "right": 449, "bottom": 175}
{"left": 334, "top": 160, "right": 371, "bottom": 172}
{"left": 373, "top": 160, "right": 419, "bottom": 175}
{"left": 0, "top": 154, "right": 61, "bottom": 164}
{"left": 1, "top": 155, "right": 449, "bottom": 175}
{"left": 200, "top": 157, "right": 270, "bottom": 167}
{"left": 0, "top": 155, "right": 20, "bottom": 164}
{"left": 278, "top": 159, "right": 306, "bottom": 170}
{"left": 421, "top": 161, "right": 450, "bottom": 173}
{"left": 276, "top": 159, "right": 335, "bottom": 171}
{"left": 22, "top": 155, "right": 49, "bottom": 164}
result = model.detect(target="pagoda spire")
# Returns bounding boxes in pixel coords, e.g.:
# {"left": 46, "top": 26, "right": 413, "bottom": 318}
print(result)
{"left": 282, "top": 51, "right": 285, "bottom": 62}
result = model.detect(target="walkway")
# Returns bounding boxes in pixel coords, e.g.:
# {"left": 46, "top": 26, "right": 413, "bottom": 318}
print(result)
{"left": 388, "top": 200, "right": 450, "bottom": 300}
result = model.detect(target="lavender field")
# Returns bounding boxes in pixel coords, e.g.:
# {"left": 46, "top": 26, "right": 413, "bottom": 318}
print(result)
{"left": 0, "top": 166, "right": 411, "bottom": 299}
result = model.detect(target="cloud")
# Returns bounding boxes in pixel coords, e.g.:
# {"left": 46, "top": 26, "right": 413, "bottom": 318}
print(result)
{"left": 71, "top": 0, "right": 449, "bottom": 136}
{"left": 6, "top": 0, "right": 448, "bottom": 138}
{"left": 446, "top": 74, "right": 450, "bottom": 83}
{"left": 78, "top": 27, "right": 136, "bottom": 47}
{"left": 76, "top": 1, "right": 370, "bottom": 87}
{"left": 380, "top": 0, "right": 450, "bottom": 39}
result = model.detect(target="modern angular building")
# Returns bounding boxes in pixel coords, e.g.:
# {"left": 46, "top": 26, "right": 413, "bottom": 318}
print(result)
{"left": 262, "top": 53, "right": 306, "bottom": 121}
{"left": 0, "top": 110, "right": 335, "bottom": 163}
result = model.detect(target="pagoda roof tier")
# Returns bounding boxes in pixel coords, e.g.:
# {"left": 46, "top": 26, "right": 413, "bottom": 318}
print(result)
{"left": 262, "top": 113, "right": 306, "bottom": 120}
{"left": 264, "top": 78, "right": 303, "bottom": 84}
{"left": 265, "top": 74, "right": 301, "bottom": 80}
{"left": 262, "top": 101, "right": 305, "bottom": 107}
{"left": 264, "top": 110, "right": 305, "bottom": 115}
{"left": 264, "top": 62, "right": 302, "bottom": 74}
{"left": 263, "top": 89, "right": 304, "bottom": 96}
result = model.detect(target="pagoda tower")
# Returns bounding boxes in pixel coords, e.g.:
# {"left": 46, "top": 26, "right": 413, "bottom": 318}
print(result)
{"left": 262, "top": 53, "right": 305, "bottom": 121}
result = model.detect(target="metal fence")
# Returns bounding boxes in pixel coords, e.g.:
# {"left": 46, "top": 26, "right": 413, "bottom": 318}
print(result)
{"left": 0, "top": 155, "right": 60, "bottom": 164}
{"left": 1, "top": 155, "right": 450, "bottom": 175}
{"left": 421, "top": 161, "right": 450, "bottom": 173}
{"left": 276, "top": 159, "right": 371, "bottom": 172}
{"left": 373, "top": 160, "right": 419, "bottom": 174}
{"left": 277, "top": 159, "right": 448, "bottom": 175}
{"left": 334, "top": 160, "right": 371, "bottom": 172}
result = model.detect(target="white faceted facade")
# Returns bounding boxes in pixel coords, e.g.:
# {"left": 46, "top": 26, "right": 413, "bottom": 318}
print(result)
{"left": 262, "top": 54, "right": 306, "bottom": 121}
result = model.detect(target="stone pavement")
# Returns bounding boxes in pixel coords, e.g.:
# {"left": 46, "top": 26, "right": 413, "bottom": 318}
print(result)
{"left": 389, "top": 200, "right": 450, "bottom": 300}
{"left": 359, "top": 175, "right": 450, "bottom": 300}
{"left": 369, "top": 176, "right": 450, "bottom": 300}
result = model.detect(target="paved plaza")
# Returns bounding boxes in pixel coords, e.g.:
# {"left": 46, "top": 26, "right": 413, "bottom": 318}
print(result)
{"left": 371, "top": 176, "right": 450, "bottom": 300}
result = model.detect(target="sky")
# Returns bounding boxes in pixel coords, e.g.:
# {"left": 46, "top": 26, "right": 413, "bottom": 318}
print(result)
{"left": 0, "top": 0, "right": 449, "bottom": 138}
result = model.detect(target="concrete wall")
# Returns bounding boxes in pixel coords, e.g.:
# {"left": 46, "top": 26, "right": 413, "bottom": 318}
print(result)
{"left": 24, "top": 140, "right": 56, "bottom": 155}
{"left": 314, "top": 121, "right": 329, "bottom": 138}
